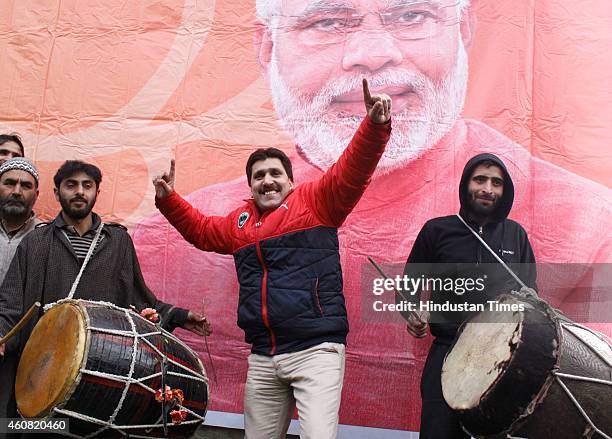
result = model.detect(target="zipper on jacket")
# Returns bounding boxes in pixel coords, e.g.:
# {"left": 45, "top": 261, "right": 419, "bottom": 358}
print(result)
{"left": 312, "top": 277, "right": 324, "bottom": 316}
{"left": 255, "top": 241, "right": 276, "bottom": 355}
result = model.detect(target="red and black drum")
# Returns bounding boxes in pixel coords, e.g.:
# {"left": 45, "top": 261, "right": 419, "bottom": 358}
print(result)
{"left": 442, "top": 294, "right": 611, "bottom": 439}
{"left": 16, "top": 300, "right": 209, "bottom": 438}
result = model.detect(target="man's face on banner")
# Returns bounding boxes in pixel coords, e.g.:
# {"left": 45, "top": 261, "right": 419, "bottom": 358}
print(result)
{"left": 256, "top": 0, "right": 473, "bottom": 172}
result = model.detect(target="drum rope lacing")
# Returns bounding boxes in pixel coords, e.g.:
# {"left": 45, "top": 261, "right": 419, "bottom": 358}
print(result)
{"left": 549, "top": 323, "right": 612, "bottom": 439}
{"left": 502, "top": 299, "right": 612, "bottom": 439}
{"left": 522, "top": 296, "right": 611, "bottom": 438}
{"left": 496, "top": 315, "right": 612, "bottom": 439}
{"left": 45, "top": 300, "right": 208, "bottom": 438}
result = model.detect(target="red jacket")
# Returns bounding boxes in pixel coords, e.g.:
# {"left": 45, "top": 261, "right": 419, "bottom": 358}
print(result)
{"left": 156, "top": 116, "right": 391, "bottom": 355}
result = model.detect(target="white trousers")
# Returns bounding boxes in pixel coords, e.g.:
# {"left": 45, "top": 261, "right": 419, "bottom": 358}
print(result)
{"left": 244, "top": 342, "right": 346, "bottom": 439}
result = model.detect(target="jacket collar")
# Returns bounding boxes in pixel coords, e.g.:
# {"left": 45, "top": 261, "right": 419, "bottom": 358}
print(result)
{"left": 53, "top": 211, "right": 102, "bottom": 232}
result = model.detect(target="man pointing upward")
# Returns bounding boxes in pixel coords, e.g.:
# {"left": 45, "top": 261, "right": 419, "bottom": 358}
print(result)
{"left": 153, "top": 79, "right": 391, "bottom": 439}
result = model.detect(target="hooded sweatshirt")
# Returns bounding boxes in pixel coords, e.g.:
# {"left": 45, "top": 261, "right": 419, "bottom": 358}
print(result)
{"left": 404, "top": 153, "right": 537, "bottom": 338}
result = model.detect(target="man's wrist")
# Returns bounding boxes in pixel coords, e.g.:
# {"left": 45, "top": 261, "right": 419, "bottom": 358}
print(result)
{"left": 365, "top": 113, "right": 391, "bottom": 126}
{"left": 173, "top": 307, "right": 190, "bottom": 328}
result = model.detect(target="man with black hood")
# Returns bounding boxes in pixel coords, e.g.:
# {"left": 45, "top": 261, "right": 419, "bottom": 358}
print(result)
{"left": 404, "top": 153, "right": 537, "bottom": 438}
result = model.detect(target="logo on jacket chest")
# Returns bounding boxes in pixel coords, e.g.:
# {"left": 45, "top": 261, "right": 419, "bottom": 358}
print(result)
{"left": 238, "top": 212, "right": 249, "bottom": 229}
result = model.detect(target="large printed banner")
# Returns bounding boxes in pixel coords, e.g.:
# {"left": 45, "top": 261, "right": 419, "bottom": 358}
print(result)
{"left": 1, "top": 0, "right": 611, "bottom": 432}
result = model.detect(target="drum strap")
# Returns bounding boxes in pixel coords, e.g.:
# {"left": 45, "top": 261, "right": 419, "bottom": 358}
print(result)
{"left": 456, "top": 216, "right": 588, "bottom": 329}
{"left": 66, "top": 222, "right": 104, "bottom": 300}
{"left": 456, "top": 214, "right": 528, "bottom": 289}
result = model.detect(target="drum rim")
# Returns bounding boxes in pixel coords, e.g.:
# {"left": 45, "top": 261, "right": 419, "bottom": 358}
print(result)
{"left": 51, "top": 300, "right": 92, "bottom": 417}
{"left": 502, "top": 312, "right": 562, "bottom": 437}
{"left": 16, "top": 300, "right": 88, "bottom": 418}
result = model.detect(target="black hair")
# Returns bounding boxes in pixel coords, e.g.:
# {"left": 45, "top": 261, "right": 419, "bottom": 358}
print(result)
{"left": 0, "top": 134, "right": 25, "bottom": 156}
{"left": 53, "top": 160, "right": 102, "bottom": 189}
{"left": 245, "top": 148, "right": 293, "bottom": 186}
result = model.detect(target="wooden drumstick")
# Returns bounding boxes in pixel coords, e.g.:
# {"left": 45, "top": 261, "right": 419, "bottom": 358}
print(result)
{"left": 366, "top": 256, "right": 426, "bottom": 325}
{"left": 0, "top": 302, "right": 41, "bottom": 347}
{"left": 201, "top": 299, "right": 218, "bottom": 385}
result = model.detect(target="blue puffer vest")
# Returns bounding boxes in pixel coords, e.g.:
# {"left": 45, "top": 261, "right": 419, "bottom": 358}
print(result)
{"left": 234, "top": 226, "right": 348, "bottom": 355}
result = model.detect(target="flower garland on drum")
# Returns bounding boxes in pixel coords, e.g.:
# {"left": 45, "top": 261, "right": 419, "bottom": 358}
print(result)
{"left": 140, "top": 307, "right": 160, "bottom": 322}
{"left": 155, "top": 385, "right": 188, "bottom": 425}
{"left": 141, "top": 307, "right": 193, "bottom": 427}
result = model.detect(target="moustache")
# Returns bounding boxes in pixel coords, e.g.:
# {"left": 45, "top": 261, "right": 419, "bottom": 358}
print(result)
{"left": 475, "top": 194, "right": 496, "bottom": 201}
{"left": 259, "top": 185, "right": 280, "bottom": 194}
{"left": 70, "top": 197, "right": 87, "bottom": 203}
{"left": 311, "top": 71, "right": 427, "bottom": 108}
{"left": 5, "top": 196, "right": 25, "bottom": 204}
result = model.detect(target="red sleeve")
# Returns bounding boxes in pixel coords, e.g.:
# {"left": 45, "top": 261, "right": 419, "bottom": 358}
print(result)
{"left": 155, "top": 191, "right": 234, "bottom": 255}
{"left": 305, "top": 115, "right": 391, "bottom": 226}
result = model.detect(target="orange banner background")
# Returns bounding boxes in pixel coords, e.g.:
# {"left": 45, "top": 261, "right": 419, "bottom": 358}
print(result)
{"left": 1, "top": 0, "right": 611, "bottom": 431}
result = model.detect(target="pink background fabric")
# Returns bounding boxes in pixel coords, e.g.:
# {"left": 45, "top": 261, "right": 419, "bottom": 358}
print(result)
{"left": 1, "top": 0, "right": 611, "bottom": 431}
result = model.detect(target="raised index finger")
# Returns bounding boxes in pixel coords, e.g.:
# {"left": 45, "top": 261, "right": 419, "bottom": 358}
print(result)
{"left": 169, "top": 159, "right": 176, "bottom": 181}
{"left": 362, "top": 78, "right": 372, "bottom": 103}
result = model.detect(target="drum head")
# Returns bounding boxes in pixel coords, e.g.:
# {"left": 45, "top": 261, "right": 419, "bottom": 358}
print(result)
{"left": 442, "top": 309, "right": 523, "bottom": 410}
{"left": 16, "top": 302, "right": 86, "bottom": 417}
{"left": 441, "top": 295, "right": 560, "bottom": 437}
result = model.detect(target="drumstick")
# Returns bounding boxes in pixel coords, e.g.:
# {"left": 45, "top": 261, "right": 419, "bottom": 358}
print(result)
{"left": 0, "top": 302, "right": 41, "bottom": 347}
{"left": 366, "top": 256, "right": 425, "bottom": 325}
{"left": 201, "top": 299, "right": 218, "bottom": 385}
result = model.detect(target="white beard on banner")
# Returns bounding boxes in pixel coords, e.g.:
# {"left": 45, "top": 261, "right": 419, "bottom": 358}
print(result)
{"left": 268, "top": 40, "right": 469, "bottom": 174}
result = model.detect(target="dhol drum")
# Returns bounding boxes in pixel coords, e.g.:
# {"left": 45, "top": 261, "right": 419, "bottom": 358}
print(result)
{"left": 16, "top": 300, "right": 209, "bottom": 438}
{"left": 441, "top": 294, "right": 611, "bottom": 439}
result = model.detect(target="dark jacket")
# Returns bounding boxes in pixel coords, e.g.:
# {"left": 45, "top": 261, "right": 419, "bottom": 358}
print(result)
{"left": 157, "top": 116, "right": 391, "bottom": 355}
{"left": 404, "top": 153, "right": 537, "bottom": 337}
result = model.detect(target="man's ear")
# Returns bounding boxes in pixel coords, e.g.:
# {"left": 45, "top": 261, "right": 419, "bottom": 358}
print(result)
{"left": 254, "top": 20, "right": 273, "bottom": 75}
{"left": 53, "top": 187, "right": 59, "bottom": 202}
{"left": 460, "top": 4, "right": 476, "bottom": 50}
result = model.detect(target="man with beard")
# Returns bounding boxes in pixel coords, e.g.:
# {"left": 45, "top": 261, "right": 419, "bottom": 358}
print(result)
{"left": 133, "top": 0, "right": 611, "bottom": 432}
{"left": 0, "top": 160, "right": 211, "bottom": 429}
{"left": 404, "top": 153, "right": 537, "bottom": 438}
{"left": 0, "top": 135, "right": 24, "bottom": 165}
{"left": 0, "top": 158, "right": 40, "bottom": 285}
{"left": 0, "top": 158, "right": 40, "bottom": 434}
